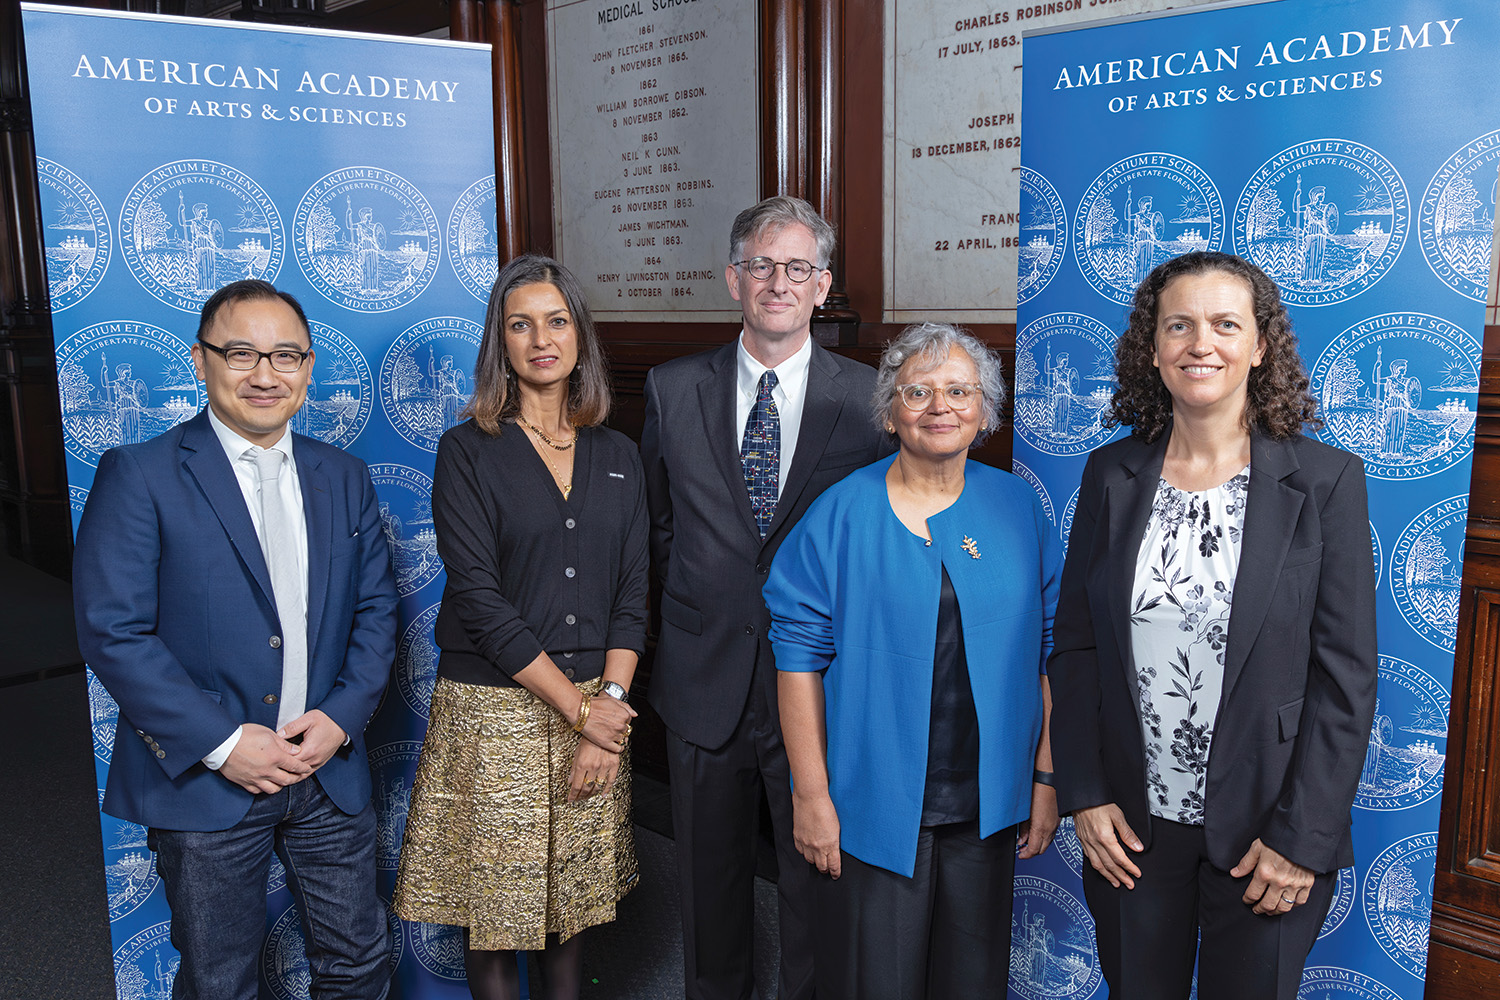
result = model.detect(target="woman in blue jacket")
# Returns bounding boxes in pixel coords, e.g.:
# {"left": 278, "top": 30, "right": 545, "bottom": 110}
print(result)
{"left": 765, "top": 322, "right": 1062, "bottom": 999}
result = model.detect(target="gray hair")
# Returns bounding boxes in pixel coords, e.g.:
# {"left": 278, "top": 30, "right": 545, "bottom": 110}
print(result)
{"left": 728, "top": 196, "right": 835, "bottom": 268}
{"left": 872, "top": 322, "right": 1006, "bottom": 448}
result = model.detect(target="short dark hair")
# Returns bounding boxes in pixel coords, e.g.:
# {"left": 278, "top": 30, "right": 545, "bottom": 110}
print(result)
{"left": 1111, "top": 251, "right": 1319, "bottom": 442}
{"left": 463, "top": 254, "right": 612, "bottom": 435}
{"left": 197, "top": 280, "right": 309, "bottom": 343}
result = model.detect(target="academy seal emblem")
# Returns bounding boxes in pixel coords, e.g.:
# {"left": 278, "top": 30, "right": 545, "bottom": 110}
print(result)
{"left": 369, "top": 741, "right": 422, "bottom": 873}
{"left": 36, "top": 157, "right": 111, "bottom": 311}
{"left": 1370, "top": 521, "right": 1384, "bottom": 587}
{"left": 288, "top": 321, "right": 372, "bottom": 450}
{"left": 1012, "top": 460, "right": 1055, "bottom": 526}
{"left": 1061, "top": 487, "right": 1080, "bottom": 551}
{"left": 119, "top": 160, "right": 284, "bottom": 313}
{"left": 1318, "top": 867, "right": 1357, "bottom": 941}
{"left": 1419, "top": 129, "right": 1500, "bottom": 302}
{"left": 448, "top": 174, "right": 500, "bottom": 302}
{"left": 103, "top": 807, "right": 157, "bottom": 923}
{"left": 1234, "top": 139, "right": 1408, "bottom": 307}
{"left": 56, "top": 321, "right": 201, "bottom": 467}
{"left": 1014, "top": 313, "right": 1120, "bottom": 457}
{"left": 1073, "top": 152, "right": 1223, "bottom": 306}
{"left": 368, "top": 464, "right": 441, "bottom": 596}
{"left": 1009, "top": 875, "right": 1104, "bottom": 1000}
{"left": 1356, "top": 655, "right": 1447, "bottom": 812}
{"left": 1018, "top": 167, "right": 1067, "bottom": 305}
{"left": 1052, "top": 816, "right": 1084, "bottom": 878}
{"left": 113, "top": 920, "right": 178, "bottom": 999}
{"left": 379, "top": 317, "right": 482, "bottom": 452}
{"left": 295, "top": 166, "right": 440, "bottom": 312}
{"left": 1309, "top": 313, "right": 1479, "bottom": 480}
{"left": 395, "top": 602, "right": 443, "bottom": 720}
{"left": 1362, "top": 832, "right": 1439, "bottom": 979}
{"left": 410, "top": 920, "right": 469, "bottom": 980}
{"left": 87, "top": 667, "right": 118, "bottom": 764}
{"left": 1390, "top": 495, "right": 1468, "bottom": 652}
{"left": 1298, "top": 965, "right": 1404, "bottom": 1000}
{"left": 263, "top": 899, "right": 402, "bottom": 1000}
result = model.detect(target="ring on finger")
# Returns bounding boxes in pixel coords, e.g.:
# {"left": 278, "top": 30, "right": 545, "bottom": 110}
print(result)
{"left": 1281, "top": 895, "right": 1296, "bottom": 905}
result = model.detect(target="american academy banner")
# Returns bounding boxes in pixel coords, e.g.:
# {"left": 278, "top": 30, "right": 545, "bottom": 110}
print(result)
{"left": 1013, "top": 1, "right": 1498, "bottom": 998}
{"left": 21, "top": 7, "right": 497, "bottom": 997}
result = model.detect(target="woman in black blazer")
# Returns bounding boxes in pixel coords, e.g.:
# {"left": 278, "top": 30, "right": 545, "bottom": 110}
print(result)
{"left": 1048, "top": 252, "right": 1377, "bottom": 1000}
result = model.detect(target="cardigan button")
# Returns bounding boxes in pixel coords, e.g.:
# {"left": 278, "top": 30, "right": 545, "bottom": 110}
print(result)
{"left": 564, "top": 567, "right": 576, "bottom": 578}
{"left": 565, "top": 614, "right": 577, "bottom": 625}
{"left": 565, "top": 518, "right": 576, "bottom": 529}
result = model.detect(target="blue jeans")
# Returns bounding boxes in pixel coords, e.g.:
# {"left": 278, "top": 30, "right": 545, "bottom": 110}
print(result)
{"left": 149, "top": 777, "right": 390, "bottom": 1000}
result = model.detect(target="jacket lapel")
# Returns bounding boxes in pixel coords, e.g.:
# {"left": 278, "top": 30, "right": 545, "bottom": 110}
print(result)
{"left": 180, "top": 411, "right": 276, "bottom": 610}
{"left": 697, "top": 342, "right": 762, "bottom": 541}
{"left": 296, "top": 437, "right": 330, "bottom": 659}
{"left": 765, "top": 345, "right": 843, "bottom": 546}
{"left": 1103, "top": 433, "right": 1167, "bottom": 708}
{"left": 1221, "top": 433, "right": 1304, "bottom": 703}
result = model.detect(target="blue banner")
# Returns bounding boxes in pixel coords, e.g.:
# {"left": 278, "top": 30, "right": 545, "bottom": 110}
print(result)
{"left": 1014, "top": 1, "right": 1498, "bottom": 997}
{"left": 21, "top": 7, "right": 496, "bottom": 996}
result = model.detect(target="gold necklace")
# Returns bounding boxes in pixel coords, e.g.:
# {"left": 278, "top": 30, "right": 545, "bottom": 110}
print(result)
{"left": 520, "top": 420, "right": 573, "bottom": 498}
{"left": 517, "top": 414, "right": 576, "bottom": 451}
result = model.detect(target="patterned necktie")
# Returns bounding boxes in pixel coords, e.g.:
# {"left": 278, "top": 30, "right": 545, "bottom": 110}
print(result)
{"left": 253, "top": 449, "right": 307, "bottom": 729}
{"left": 741, "top": 370, "right": 781, "bottom": 538}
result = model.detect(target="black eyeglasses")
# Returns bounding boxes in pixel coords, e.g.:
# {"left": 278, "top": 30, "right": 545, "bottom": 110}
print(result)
{"left": 732, "top": 257, "right": 822, "bottom": 283}
{"left": 198, "top": 340, "right": 310, "bottom": 373}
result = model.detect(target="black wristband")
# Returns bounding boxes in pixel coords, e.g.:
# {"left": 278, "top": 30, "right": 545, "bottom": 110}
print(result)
{"left": 1033, "top": 769, "right": 1055, "bottom": 787}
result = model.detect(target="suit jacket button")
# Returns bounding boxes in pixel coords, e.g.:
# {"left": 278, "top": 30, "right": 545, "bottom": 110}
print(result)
{"left": 154, "top": 749, "right": 166, "bottom": 759}
{"left": 744, "top": 624, "right": 756, "bottom": 635}
{"left": 264, "top": 694, "right": 279, "bottom": 705}
{"left": 269, "top": 635, "right": 282, "bottom": 648}
{"left": 756, "top": 564, "right": 768, "bottom": 575}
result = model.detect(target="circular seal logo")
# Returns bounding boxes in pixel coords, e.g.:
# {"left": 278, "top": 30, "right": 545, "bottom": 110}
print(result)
{"left": 113, "top": 920, "right": 178, "bottom": 997}
{"left": 1362, "top": 831, "right": 1438, "bottom": 979}
{"left": 1012, "top": 460, "right": 1055, "bottom": 526}
{"left": 56, "top": 321, "right": 202, "bottom": 467}
{"left": 287, "top": 321, "right": 372, "bottom": 449}
{"left": 1419, "top": 129, "right": 1500, "bottom": 302}
{"left": 1298, "top": 965, "right": 1404, "bottom": 1000}
{"left": 369, "top": 740, "right": 422, "bottom": 872}
{"left": 267, "top": 854, "right": 287, "bottom": 895}
{"left": 1371, "top": 521, "right": 1384, "bottom": 586}
{"left": 119, "top": 160, "right": 284, "bottom": 313}
{"left": 1019, "top": 167, "right": 1068, "bottom": 305}
{"left": 1009, "top": 875, "right": 1104, "bottom": 999}
{"left": 1390, "top": 495, "right": 1467, "bottom": 652}
{"left": 1309, "top": 313, "right": 1479, "bottom": 480}
{"left": 1014, "top": 313, "right": 1121, "bottom": 457}
{"left": 368, "top": 463, "right": 441, "bottom": 596}
{"left": 448, "top": 174, "right": 500, "bottom": 302}
{"left": 1355, "top": 655, "right": 1448, "bottom": 812}
{"left": 379, "top": 317, "right": 482, "bottom": 452}
{"left": 294, "top": 166, "right": 441, "bottom": 312}
{"left": 409, "top": 920, "right": 468, "bottom": 980}
{"left": 101, "top": 800, "right": 155, "bottom": 923}
{"left": 1073, "top": 152, "right": 1223, "bottom": 305}
{"left": 1061, "top": 487, "right": 1080, "bottom": 551}
{"left": 37, "top": 157, "right": 111, "bottom": 311}
{"left": 87, "top": 667, "right": 118, "bottom": 764}
{"left": 396, "top": 601, "right": 443, "bottom": 719}
{"left": 70, "top": 485, "right": 89, "bottom": 532}
{"left": 263, "top": 898, "right": 403, "bottom": 999}
{"left": 1318, "top": 867, "right": 1357, "bottom": 940}
{"left": 1234, "top": 139, "right": 1408, "bottom": 307}
{"left": 1052, "top": 816, "right": 1084, "bottom": 878}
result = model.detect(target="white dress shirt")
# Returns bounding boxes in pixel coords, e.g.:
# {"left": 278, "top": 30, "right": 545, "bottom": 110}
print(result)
{"left": 201, "top": 407, "right": 309, "bottom": 769}
{"left": 735, "top": 333, "right": 812, "bottom": 498}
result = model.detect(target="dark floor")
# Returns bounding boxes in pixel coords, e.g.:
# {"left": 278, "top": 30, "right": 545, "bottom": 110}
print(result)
{"left": 0, "top": 554, "right": 780, "bottom": 1000}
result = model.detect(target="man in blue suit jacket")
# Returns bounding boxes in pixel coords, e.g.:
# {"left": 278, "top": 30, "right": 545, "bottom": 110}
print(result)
{"left": 74, "top": 280, "right": 398, "bottom": 1000}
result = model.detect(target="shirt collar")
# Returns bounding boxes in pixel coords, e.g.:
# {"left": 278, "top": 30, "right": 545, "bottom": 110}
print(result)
{"left": 205, "top": 405, "right": 295, "bottom": 466}
{"left": 736, "top": 332, "right": 812, "bottom": 403}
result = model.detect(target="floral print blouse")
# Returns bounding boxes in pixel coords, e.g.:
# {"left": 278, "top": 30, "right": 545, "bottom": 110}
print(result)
{"left": 1129, "top": 466, "right": 1250, "bottom": 826}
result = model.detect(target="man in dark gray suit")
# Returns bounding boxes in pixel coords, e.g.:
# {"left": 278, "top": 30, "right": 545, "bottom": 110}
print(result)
{"left": 642, "top": 197, "right": 886, "bottom": 1000}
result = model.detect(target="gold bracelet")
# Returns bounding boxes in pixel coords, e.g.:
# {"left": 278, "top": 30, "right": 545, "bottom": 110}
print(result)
{"left": 572, "top": 693, "right": 592, "bottom": 733}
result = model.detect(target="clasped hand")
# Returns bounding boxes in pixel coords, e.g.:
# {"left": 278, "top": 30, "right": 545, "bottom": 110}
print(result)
{"left": 219, "top": 710, "right": 346, "bottom": 795}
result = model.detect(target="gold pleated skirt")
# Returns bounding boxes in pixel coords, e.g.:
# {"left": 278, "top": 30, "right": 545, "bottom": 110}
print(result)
{"left": 392, "top": 676, "right": 637, "bottom": 950}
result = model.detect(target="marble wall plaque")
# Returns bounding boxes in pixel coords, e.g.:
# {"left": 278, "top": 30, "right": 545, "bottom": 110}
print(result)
{"left": 883, "top": 0, "right": 1220, "bottom": 324}
{"left": 549, "top": 0, "right": 760, "bottom": 322}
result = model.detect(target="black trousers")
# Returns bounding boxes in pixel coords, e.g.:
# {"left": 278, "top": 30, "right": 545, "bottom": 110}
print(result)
{"left": 811, "top": 821, "right": 1016, "bottom": 1000}
{"left": 1082, "top": 816, "right": 1335, "bottom": 1000}
{"left": 665, "top": 658, "right": 815, "bottom": 1000}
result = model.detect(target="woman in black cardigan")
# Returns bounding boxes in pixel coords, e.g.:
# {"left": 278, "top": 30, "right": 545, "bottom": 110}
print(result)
{"left": 1048, "top": 252, "right": 1377, "bottom": 1000}
{"left": 395, "top": 254, "right": 648, "bottom": 1000}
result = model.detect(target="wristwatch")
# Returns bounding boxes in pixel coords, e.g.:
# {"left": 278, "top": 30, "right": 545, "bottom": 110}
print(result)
{"left": 600, "top": 681, "right": 630, "bottom": 704}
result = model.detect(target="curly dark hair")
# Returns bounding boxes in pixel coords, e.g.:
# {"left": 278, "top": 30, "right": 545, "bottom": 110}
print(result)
{"left": 1109, "top": 251, "right": 1320, "bottom": 442}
